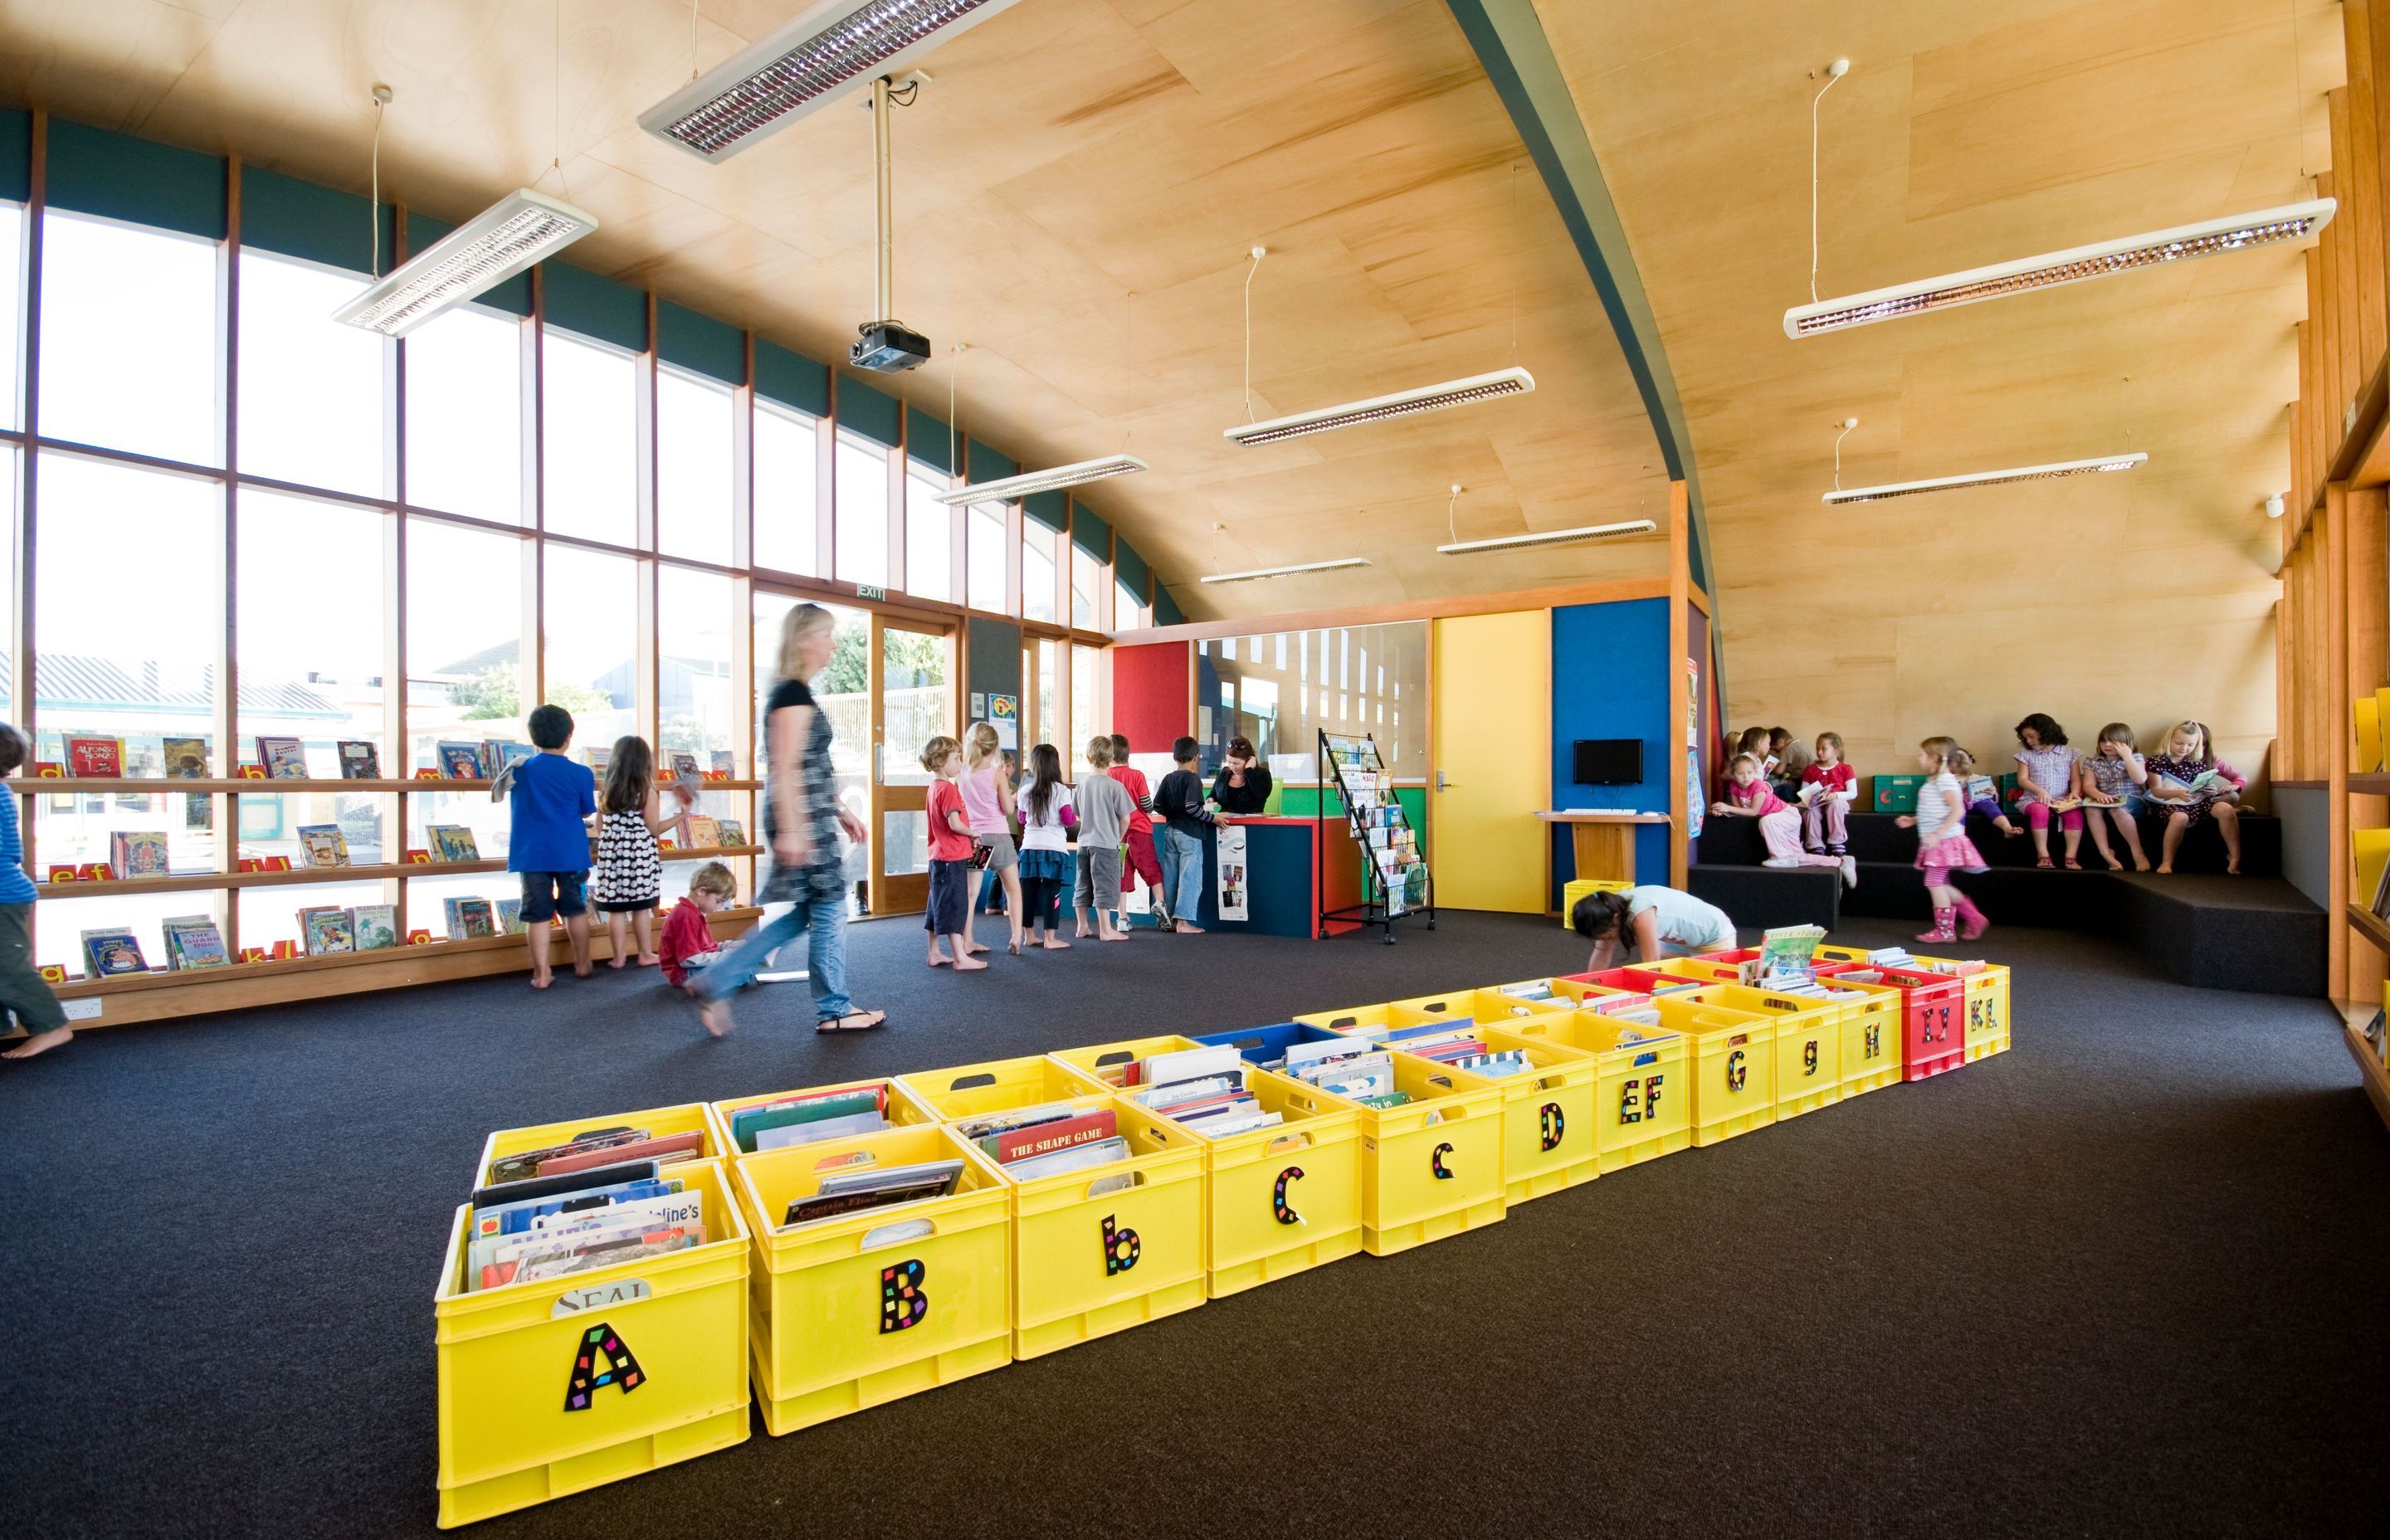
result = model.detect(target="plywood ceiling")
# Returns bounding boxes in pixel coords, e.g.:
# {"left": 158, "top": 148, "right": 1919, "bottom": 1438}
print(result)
{"left": 1533, "top": 0, "right": 2340, "bottom": 775}
{"left": 0, "top": 0, "right": 1675, "bottom": 617}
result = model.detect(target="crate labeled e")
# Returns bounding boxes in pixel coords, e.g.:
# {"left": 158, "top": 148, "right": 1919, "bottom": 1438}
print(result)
{"left": 1315, "top": 1055, "right": 1505, "bottom": 1255}
{"left": 1129, "top": 1074, "right": 1363, "bottom": 1298}
{"left": 1470, "top": 1027, "right": 1604, "bottom": 1202}
{"left": 734, "top": 1125, "right": 1010, "bottom": 1436}
{"left": 944, "top": 1090, "right": 1205, "bottom": 1357}
{"left": 1495, "top": 1008, "right": 1692, "bottom": 1172}
{"left": 434, "top": 1159, "right": 750, "bottom": 1528}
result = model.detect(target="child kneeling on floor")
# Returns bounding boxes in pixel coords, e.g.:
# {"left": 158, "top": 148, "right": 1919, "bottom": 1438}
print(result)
{"left": 659, "top": 860, "right": 735, "bottom": 992}
{"left": 1713, "top": 753, "right": 1856, "bottom": 888}
{"left": 1898, "top": 735, "right": 1989, "bottom": 942}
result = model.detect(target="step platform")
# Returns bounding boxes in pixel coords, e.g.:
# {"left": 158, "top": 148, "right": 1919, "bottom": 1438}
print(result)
{"left": 1697, "top": 808, "right": 2280, "bottom": 878}
{"left": 1686, "top": 864, "right": 1841, "bottom": 933}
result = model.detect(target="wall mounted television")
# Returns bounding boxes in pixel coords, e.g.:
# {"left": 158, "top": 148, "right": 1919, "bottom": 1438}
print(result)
{"left": 1572, "top": 738, "right": 1644, "bottom": 786}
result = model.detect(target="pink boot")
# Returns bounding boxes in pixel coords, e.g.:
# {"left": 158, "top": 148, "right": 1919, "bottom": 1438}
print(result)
{"left": 1952, "top": 894, "right": 1988, "bottom": 941}
{"left": 1917, "top": 906, "right": 1956, "bottom": 943}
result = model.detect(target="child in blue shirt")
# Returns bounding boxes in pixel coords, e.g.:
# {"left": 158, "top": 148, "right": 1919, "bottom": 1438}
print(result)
{"left": 510, "top": 704, "right": 598, "bottom": 989}
{"left": 0, "top": 723, "right": 71, "bottom": 1060}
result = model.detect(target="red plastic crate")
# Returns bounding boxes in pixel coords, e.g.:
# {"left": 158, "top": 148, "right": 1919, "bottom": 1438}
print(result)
{"left": 1815, "top": 962, "right": 1965, "bottom": 1080}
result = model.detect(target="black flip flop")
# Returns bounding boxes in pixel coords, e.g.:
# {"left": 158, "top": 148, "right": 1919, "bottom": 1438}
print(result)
{"left": 817, "top": 1011, "right": 886, "bottom": 1034}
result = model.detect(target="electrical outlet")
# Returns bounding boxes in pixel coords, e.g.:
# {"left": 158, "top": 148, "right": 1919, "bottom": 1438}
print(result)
{"left": 61, "top": 998, "right": 103, "bottom": 1021}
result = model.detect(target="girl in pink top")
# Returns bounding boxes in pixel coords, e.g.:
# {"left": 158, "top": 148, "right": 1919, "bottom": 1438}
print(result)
{"left": 1713, "top": 753, "right": 1855, "bottom": 886}
{"left": 959, "top": 724, "right": 1022, "bottom": 953}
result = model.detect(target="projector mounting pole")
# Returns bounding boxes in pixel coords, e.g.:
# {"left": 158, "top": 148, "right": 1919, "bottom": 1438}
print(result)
{"left": 872, "top": 73, "right": 894, "bottom": 325}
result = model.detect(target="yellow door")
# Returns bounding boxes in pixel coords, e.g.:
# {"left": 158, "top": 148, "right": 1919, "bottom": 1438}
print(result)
{"left": 1431, "top": 611, "right": 1549, "bottom": 912}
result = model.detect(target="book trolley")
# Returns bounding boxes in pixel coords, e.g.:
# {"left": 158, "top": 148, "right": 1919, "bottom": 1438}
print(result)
{"left": 434, "top": 940, "right": 2017, "bottom": 1527}
{"left": 1316, "top": 730, "right": 1435, "bottom": 943}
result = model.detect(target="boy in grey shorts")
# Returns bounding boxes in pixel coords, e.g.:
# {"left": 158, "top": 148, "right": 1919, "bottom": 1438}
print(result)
{"left": 1072, "top": 736, "right": 1135, "bottom": 942}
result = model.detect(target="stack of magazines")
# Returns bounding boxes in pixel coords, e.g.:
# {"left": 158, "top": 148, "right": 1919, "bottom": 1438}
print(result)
{"left": 951, "top": 1101, "right": 1134, "bottom": 1189}
{"left": 465, "top": 1125, "right": 708, "bottom": 1292}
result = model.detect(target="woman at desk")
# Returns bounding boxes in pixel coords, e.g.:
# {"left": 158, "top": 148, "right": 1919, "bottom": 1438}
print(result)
{"left": 1211, "top": 736, "right": 1273, "bottom": 816}
{"left": 1571, "top": 885, "right": 1737, "bottom": 972}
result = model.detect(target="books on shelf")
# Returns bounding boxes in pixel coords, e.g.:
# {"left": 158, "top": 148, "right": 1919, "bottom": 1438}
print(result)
{"left": 300, "top": 905, "right": 357, "bottom": 956}
{"left": 587, "top": 745, "right": 612, "bottom": 775}
{"left": 296, "top": 824, "right": 351, "bottom": 869}
{"left": 108, "top": 831, "right": 170, "bottom": 878}
{"left": 444, "top": 895, "right": 498, "bottom": 940}
{"left": 427, "top": 825, "right": 481, "bottom": 863}
{"left": 711, "top": 751, "right": 734, "bottom": 776}
{"left": 66, "top": 737, "right": 123, "bottom": 777}
{"left": 715, "top": 818, "right": 747, "bottom": 848}
{"left": 497, "top": 898, "right": 524, "bottom": 935}
{"left": 353, "top": 904, "right": 399, "bottom": 951}
{"left": 486, "top": 740, "right": 534, "bottom": 777}
{"left": 683, "top": 815, "right": 721, "bottom": 850}
{"left": 161, "top": 737, "right": 210, "bottom": 778}
{"left": 437, "top": 743, "right": 485, "bottom": 779}
{"left": 81, "top": 928, "right": 149, "bottom": 977}
{"left": 2355, "top": 830, "right": 2390, "bottom": 922}
{"left": 670, "top": 752, "right": 701, "bottom": 782}
{"left": 161, "top": 914, "right": 229, "bottom": 971}
{"left": 337, "top": 740, "right": 382, "bottom": 779}
{"left": 255, "top": 737, "right": 309, "bottom": 779}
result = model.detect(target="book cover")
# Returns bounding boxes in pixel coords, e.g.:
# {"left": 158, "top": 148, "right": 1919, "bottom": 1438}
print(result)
{"left": 498, "top": 742, "right": 534, "bottom": 771}
{"left": 255, "top": 736, "right": 309, "bottom": 779}
{"left": 990, "top": 1108, "right": 1118, "bottom": 1163}
{"left": 160, "top": 737, "right": 209, "bottom": 778}
{"left": 715, "top": 818, "right": 747, "bottom": 847}
{"left": 710, "top": 750, "right": 734, "bottom": 775}
{"left": 587, "top": 745, "right": 612, "bottom": 773}
{"left": 161, "top": 915, "right": 229, "bottom": 971}
{"left": 336, "top": 740, "right": 382, "bottom": 779}
{"left": 351, "top": 903, "right": 398, "bottom": 950}
{"left": 437, "top": 743, "right": 484, "bottom": 779}
{"left": 295, "top": 824, "right": 350, "bottom": 869}
{"left": 109, "top": 831, "right": 170, "bottom": 878}
{"left": 671, "top": 752, "right": 700, "bottom": 782}
{"left": 302, "top": 907, "right": 357, "bottom": 957}
{"left": 81, "top": 928, "right": 149, "bottom": 977}
{"left": 442, "top": 895, "right": 467, "bottom": 938}
{"left": 496, "top": 898, "right": 524, "bottom": 935}
{"left": 684, "top": 815, "right": 721, "bottom": 850}
{"left": 428, "top": 825, "right": 481, "bottom": 863}
{"left": 456, "top": 898, "right": 497, "bottom": 939}
{"left": 66, "top": 737, "right": 123, "bottom": 777}
{"left": 729, "top": 1087, "right": 888, "bottom": 1152}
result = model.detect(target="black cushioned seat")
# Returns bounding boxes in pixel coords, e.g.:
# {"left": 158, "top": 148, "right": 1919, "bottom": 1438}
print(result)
{"left": 1685, "top": 864, "right": 1841, "bottom": 932}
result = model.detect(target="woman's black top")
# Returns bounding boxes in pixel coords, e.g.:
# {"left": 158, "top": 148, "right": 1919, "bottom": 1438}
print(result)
{"left": 1210, "top": 763, "right": 1272, "bottom": 815}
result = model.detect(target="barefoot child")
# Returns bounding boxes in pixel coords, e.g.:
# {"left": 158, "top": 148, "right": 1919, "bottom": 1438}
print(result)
{"left": 593, "top": 735, "right": 690, "bottom": 967}
{"left": 1073, "top": 737, "right": 1135, "bottom": 943}
{"left": 2012, "top": 713, "right": 2085, "bottom": 870}
{"left": 2078, "top": 722, "right": 2152, "bottom": 871}
{"left": 1015, "top": 743, "right": 1077, "bottom": 949}
{"left": 2146, "top": 719, "right": 2246, "bottom": 875}
{"left": 1898, "top": 736, "right": 1990, "bottom": 942}
{"left": 0, "top": 723, "right": 72, "bottom": 1062}
{"left": 922, "top": 736, "right": 986, "bottom": 971}
{"left": 659, "top": 860, "right": 735, "bottom": 991}
{"left": 510, "top": 704, "right": 598, "bottom": 989}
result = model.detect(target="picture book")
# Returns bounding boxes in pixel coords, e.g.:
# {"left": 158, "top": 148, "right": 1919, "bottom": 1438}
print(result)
{"left": 295, "top": 824, "right": 350, "bottom": 869}
{"left": 496, "top": 898, "right": 524, "bottom": 935}
{"left": 336, "top": 740, "right": 381, "bottom": 779}
{"left": 81, "top": 928, "right": 149, "bottom": 977}
{"left": 587, "top": 745, "right": 611, "bottom": 774}
{"left": 437, "top": 743, "right": 485, "bottom": 779}
{"left": 470, "top": 1187, "right": 705, "bottom": 1283}
{"left": 352, "top": 903, "right": 398, "bottom": 951}
{"left": 711, "top": 750, "right": 734, "bottom": 775}
{"left": 160, "top": 737, "right": 209, "bottom": 778}
{"left": 729, "top": 1086, "right": 889, "bottom": 1153}
{"left": 255, "top": 737, "right": 308, "bottom": 779}
{"left": 986, "top": 1108, "right": 1118, "bottom": 1164}
{"left": 752, "top": 1109, "right": 891, "bottom": 1150}
{"left": 485, "top": 1125, "right": 654, "bottom": 1186}
{"left": 444, "top": 896, "right": 498, "bottom": 940}
{"left": 784, "top": 1161, "right": 964, "bottom": 1228}
{"left": 477, "top": 1218, "right": 702, "bottom": 1291}
{"left": 108, "top": 831, "right": 170, "bottom": 878}
{"left": 495, "top": 742, "right": 534, "bottom": 772}
{"left": 472, "top": 1172, "right": 679, "bottom": 1237}
{"left": 427, "top": 825, "right": 481, "bottom": 863}
{"left": 66, "top": 737, "right": 123, "bottom": 777}
{"left": 161, "top": 914, "right": 229, "bottom": 971}
{"left": 716, "top": 818, "right": 748, "bottom": 847}
{"left": 301, "top": 907, "right": 357, "bottom": 957}
{"left": 683, "top": 815, "right": 721, "bottom": 850}
{"left": 671, "top": 752, "right": 701, "bottom": 782}
{"left": 536, "top": 1131, "right": 705, "bottom": 1178}
{"left": 998, "top": 1137, "right": 1129, "bottom": 1182}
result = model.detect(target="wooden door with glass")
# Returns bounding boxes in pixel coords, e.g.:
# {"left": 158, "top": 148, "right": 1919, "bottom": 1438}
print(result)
{"left": 871, "top": 616, "right": 955, "bottom": 915}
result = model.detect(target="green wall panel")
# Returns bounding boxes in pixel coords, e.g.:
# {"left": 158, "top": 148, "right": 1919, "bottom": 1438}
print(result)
{"left": 1070, "top": 502, "right": 1110, "bottom": 559}
{"left": 838, "top": 374, "right": 901, "bottom": 446}
{"left": 908, "top": 406, "right": 954, "bottom": 473}
{"left": 756, "top": 339, "right": 829, "bottom": 417}
{"left": 46, "top": 119, "right": 225, "bottom": 239}
{"left": 1024, "top": 490, "right": 1066, "bottom": 531}
{"left": 656, "top": 299, "right": 745, "bottom": 385}
{"left": 0, "top": 109, "right": 32, "bottom": 203}
{"left": 541, "top": 261, "right": 646, "bottom": 352}
{"left": 241, "top": 165, "right": 393, "bottom": 275}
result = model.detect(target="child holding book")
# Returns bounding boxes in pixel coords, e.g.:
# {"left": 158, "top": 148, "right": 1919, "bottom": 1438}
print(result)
{"left": 2078, "top": 722, "right": 2153, "bottom": 872}
{"left": 960, "top": 724, "right": 1023, "bottom": 955}
{"left": 2012, "top": 712, "right": 2085, "bottom": 869}
{"left": 1798, "top": 731, "right": 1857, "bottom": 854}
{"left": 2145, "top": 719, "right": 2246, "bottom": 875}
{"left": 923, "top": 736, "right": 985, "bottom": 971}
{"left": 1950, "top": 748, "right": 2023, "bottom": 841}
{"left": 1897, "top": 735, "right": 1989, "bottom": 942}
{"left": 510, "top": 704, "right": 598, "bottom": 989}
{"left": 1073, "top": 736, "right": 1135, "bottom": 942}
{"left": 1014, "top": 743, "right": 1077, "bottom": 948}
{"left": 0, "top": 723, "right": 71, "bottom": 1062}
{"left": 593, "top": 735, "right": 691, "bottom": 968}
{"left": 659, "top": 860, "right": 735, "bottom": 990}
{"left": 1712, "top": 753, "right": 1856, "bottom": 886}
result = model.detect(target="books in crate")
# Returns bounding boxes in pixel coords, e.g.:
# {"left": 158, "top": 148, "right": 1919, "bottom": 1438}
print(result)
{"left": 465, "top": 1126, "right": 711, "bottom": 1294}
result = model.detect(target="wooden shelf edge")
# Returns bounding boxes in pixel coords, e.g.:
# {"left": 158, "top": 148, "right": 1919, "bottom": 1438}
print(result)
{"left": 2349, "top": 772, "right": 2390, "bottom": 796}
{"left": 2347, "top": 905, "right": 2390, "bottom": 957}
{"left": 35, "top": 848, "right": 763, "bottom": 897}
{"left": 2341, "top": 1023, "right": 2390, "bottom": 1133}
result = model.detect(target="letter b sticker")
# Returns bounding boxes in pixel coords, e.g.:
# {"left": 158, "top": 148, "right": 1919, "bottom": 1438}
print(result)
{"left": 1101, "top": 1213, "right": 1141, "bottom": 1274}
{"left": 880, "top": 1259, "right": 927, "bottom": 1334}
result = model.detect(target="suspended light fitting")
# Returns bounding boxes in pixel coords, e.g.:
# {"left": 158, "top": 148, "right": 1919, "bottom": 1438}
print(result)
{"left": 932, "top": 453, "right": 1148, "bottom": 505}
{"left": 1437, "top": 519, "right": 1656, "bottom": 555}
{"left": 640, "top": 0, "right": 1021, "bottom": 162}
{"left": 1784, "top": 200, "right": 2334, "bottom": 338}
{"left": 1822, "top": 452, "right": 2147, "bottom": 505}
{"left": 1225, "top": 367, "right": 1534, "bottom": 447}
{"left": 1197, "top": 557, "right": 1372, "bottom": 585}
{"left": 336, "top": 188, "right": 598, "bottom": 336}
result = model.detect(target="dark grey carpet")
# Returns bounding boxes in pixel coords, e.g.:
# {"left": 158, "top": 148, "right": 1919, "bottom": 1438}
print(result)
{"left": 4, "top": 910, "right": 2387, "bottom": 1538}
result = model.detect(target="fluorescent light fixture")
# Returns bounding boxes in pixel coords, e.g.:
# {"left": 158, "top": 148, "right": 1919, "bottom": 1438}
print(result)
{"left": 1783, "top": 199, "right": 2335, "bottom": 338}
{"left": 334, "top": 189, "right": 597, "bottom": 336}
{"left": 641, "top": 0, "right": 1023, "bottom": 163}
{"left": 1436, "top": 519, "right": 1656, "bottom": 555}
{"left": 1225, "top": 367, "right": 1534, "bottom": 447}
{"left": 930, "top": 453, "right": 1147, "bottom": 505}
{"left": 1822, "top": 451, "right": 2147, "bottom": 504}
{"left": 1197, "top": 557, "right": 1371, "bottom": 585}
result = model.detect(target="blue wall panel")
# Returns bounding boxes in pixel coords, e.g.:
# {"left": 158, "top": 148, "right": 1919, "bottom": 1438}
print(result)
{"left": 1549, "top": 597, "right": 1671, "bottom": 904}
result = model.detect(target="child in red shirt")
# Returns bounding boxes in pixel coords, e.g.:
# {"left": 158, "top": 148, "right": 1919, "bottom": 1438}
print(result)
{"left": 923, "top": 736, "right": 985, "bottom": 971}
{"left": 659, "top": 860, "right": 735, "bottom": 991}
{"left": 1798, "top": 731, "right": 1860, "bottom": 855}
{"left": 1107, "top": 732, "right": 1170, "bottom": 929}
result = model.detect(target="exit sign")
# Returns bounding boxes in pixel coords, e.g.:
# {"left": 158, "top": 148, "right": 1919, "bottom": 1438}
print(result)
{"left": 855, "top": 584, "right": 886, "bottom": 602}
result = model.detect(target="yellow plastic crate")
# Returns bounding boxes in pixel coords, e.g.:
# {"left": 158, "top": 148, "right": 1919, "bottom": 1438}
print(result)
{"left": 434, "top": 1159, "right": 750, "bottom": 1528}
{"left": 1654, "top": 993, "right": 1778, "bottom": 1147}
{"left": 1046, "top": 1034, "right": 1207, "bottom": 1090}
{"left": 711, "top": 1078, "right": 944, "bottom": 1156}
{"left": 1910, "top": 954, "right": 2013, "bottom": 1063}
{"left": 1560, "top": 877, "right": 1632, "bottom": 927}
{"left": 1471, "top": 1027, "right": 1605, "bottom": 1202}
{"left": 1493, "top": 1009, "right": 1692, "bottom": 1172}
{"left": 899, "top": 1055, "right": 1118, "bottom": 1119}
{"left": 1387, "top": 987, "right": 1580, "bottom": 1029}
{"left": 954, "top": 1093, "right": 1207, "bottom": 1357}
{"left": 732, "top": 1124, "right": 1010, "bottom": 1436}
{"left": 1123, "top": 1072, "right": 1363, "bottom": 1298}
{"left": 1807, "top": 972, "right": 1905, "bottom": 1096}
{"left": 471, "top": 1101, "right": 735, "bottom": 1187}
{"left": 1291, "top": 1001, "right": 1416, "bottom": 1037}
{"left": 1310, "top": 1053, "right": 1505, "bottom": 1255}
{"left": 1689, "top": 982, "right": 1845, "bottom": 1121}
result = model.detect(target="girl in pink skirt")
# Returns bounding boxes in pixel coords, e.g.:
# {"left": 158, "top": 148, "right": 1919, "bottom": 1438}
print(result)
{"left": 1713, "top": 753, "right": 1857, "bottom": 888}
{"left": 1897, "top": 735, "right": 1989, "bottom": 942}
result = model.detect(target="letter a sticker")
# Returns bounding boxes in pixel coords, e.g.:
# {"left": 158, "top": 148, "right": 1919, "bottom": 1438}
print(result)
{"left": 563, "top": 1323, "right": 644, "bottom": 1411}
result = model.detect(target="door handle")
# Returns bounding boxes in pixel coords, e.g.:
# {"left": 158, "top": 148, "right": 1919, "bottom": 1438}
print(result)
{"left": 1436, "top": 770, "right": 1454, "bottom": 791}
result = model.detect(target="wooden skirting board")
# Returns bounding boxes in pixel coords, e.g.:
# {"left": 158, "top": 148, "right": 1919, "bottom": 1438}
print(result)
{"left": 46, "top": 907, "right": 766, "bottom": 1032}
